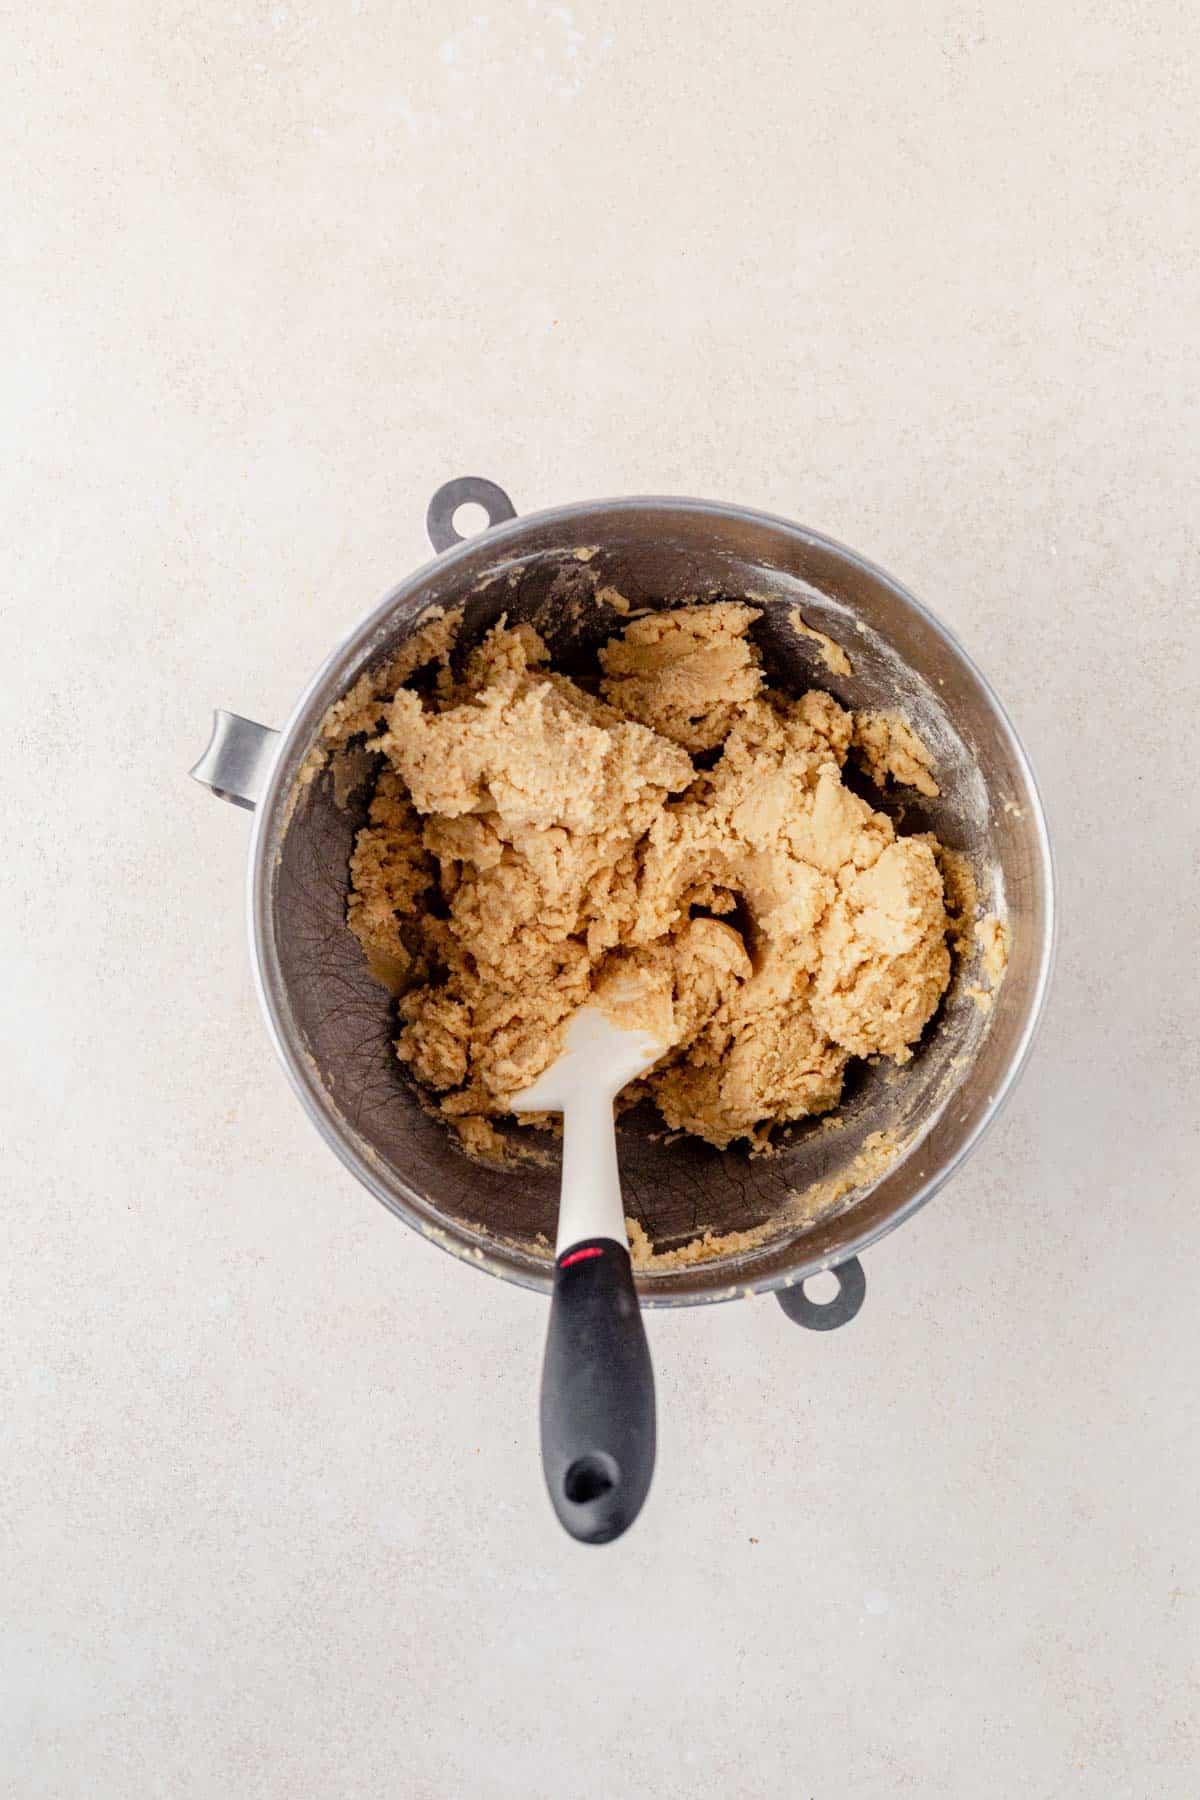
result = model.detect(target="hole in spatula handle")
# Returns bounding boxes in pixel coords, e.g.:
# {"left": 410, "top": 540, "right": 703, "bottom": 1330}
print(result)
{"left": 564, "top": 1453, "right": 619, "bottom": 1506}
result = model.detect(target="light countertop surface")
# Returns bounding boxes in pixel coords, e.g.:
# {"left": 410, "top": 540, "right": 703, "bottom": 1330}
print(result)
{"left": 4, "top": 3, "right": 1198, "bottom": 1795}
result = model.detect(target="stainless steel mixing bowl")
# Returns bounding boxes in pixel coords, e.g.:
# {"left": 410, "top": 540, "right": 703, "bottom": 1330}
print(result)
{"left": 193, "top": 476, "right": 1054, "bottom": 1328}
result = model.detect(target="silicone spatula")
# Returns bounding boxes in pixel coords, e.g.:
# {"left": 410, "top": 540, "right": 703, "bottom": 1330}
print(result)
{"left": 512, "top": 1004, "right": 665, "bottom": 1545}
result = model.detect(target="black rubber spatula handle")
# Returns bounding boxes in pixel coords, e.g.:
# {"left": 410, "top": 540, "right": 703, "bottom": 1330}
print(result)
{"left": 540, "top": 1237, "right": 656, "bottom": 1545}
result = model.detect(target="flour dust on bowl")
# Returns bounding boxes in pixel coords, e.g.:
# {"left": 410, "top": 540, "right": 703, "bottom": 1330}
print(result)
{"left": 193, "top": 477, "right": 1055, "bottom": 1537}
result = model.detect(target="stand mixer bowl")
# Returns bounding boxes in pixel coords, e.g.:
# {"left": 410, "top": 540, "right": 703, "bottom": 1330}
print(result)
{"left": 192, "top": 477, "right": 1055, "bottom": 1323}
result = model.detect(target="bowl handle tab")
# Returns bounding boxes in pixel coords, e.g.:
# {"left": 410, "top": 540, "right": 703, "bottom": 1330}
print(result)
{"left": 775, "top": 1256, "right": 866, "bottom": 1331}
{"left": 426, "top": 476, "right": 518, "bottom": 553}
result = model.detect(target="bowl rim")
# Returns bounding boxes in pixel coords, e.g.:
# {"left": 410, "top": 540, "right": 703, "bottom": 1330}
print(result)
{"left": 245, "top": 493, "right": 1058, "bottom": 1306}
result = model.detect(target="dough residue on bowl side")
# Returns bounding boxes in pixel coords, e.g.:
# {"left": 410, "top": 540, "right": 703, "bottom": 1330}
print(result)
{"left": 788, "top": 606, "right": 854, "bottom": 678}
{"left": 852, "top": 709, "right": 941, "bottom": 798}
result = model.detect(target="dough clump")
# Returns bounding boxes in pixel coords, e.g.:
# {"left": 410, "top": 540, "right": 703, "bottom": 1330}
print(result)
{"left": 346, "top": 601, "right": 954, "bottom": 1152}
{"left": 852, "top": 709, "right": 941, "bottom": 798}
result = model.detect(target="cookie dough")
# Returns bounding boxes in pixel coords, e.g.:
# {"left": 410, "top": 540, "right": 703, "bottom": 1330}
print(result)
{"left": 852, "top": 709, "right": 941, "bottom": 798}
{"left": 788, "top": 607, "right": 853, "bottom": 678}
{"left": 966, "top": 913, "right": 1011, "bottom": 1013}
{"left": 345, "top": 600, "right": 957, "bottom": 1153}
{"left": 598, "top": 600, "right": 764, "bottom": 751}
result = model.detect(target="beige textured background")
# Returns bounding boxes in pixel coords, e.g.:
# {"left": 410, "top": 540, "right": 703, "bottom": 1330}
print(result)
{"left": 4, "top": 2, "right": 1199, "bottom": 1795}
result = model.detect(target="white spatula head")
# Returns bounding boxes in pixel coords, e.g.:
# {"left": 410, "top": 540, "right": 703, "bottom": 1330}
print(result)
{"left": 511, "top": 1005, "right": 666, "bottom": 1115}
{"left": 511, "top": 989, "right": 668, "bottom": 1258}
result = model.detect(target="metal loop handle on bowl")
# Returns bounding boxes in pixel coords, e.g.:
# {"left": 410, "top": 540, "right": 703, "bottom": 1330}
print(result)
{"left": 774, "top": 1257, "right": 866, "bottom": 1331}
{"left": 189, "top": 709, "right": 280, "bottom": 811}
{"left": 426, "top": 477, "right": 517, "bottom": 553}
